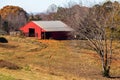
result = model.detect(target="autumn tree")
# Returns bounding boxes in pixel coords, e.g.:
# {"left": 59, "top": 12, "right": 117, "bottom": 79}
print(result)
{"left": 0, "top": 5, "right": 28, "bottom": 32}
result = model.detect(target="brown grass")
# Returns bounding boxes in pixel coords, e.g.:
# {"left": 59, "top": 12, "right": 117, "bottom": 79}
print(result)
{"left": 0, "top": 59, "right": 21, "bottom": 70}
{"left": 0, "top": 36, "right": 119, "bottom": 80}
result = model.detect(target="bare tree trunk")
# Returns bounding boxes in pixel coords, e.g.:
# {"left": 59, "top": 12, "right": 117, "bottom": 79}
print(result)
{"left": 103, "top": 29, "right": 110, "bottom": 77}
{"left": 102, "top": 55, "right": 110, "bottom": 77}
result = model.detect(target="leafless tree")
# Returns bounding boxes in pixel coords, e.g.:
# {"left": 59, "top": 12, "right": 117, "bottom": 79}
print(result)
{"left": 47, "top": 4, "right": 58, "bottom": 13}
{"left": 77, "top": 1, "right": 117, "bottom": 77}
{"left": 4, "top": 11, "right": 28, "bottom": 32}
{"left": 0, "top": 16, "right": 1, "bottom": 28}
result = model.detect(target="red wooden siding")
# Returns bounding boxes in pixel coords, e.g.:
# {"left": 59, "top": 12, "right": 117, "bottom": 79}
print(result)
{"left": 20, "top": 21, "right": 45, "bottom": 39}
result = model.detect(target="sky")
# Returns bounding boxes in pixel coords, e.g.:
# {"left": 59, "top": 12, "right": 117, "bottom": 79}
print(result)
{"left": 0, "top": 0, "right": 120, "bottom": 13}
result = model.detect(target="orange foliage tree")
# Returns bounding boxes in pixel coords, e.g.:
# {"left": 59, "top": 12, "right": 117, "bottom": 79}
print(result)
{"left": 0, "top": 5, "right": 28, "bottom": 32}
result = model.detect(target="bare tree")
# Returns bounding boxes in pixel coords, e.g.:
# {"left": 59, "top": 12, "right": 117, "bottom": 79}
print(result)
{"left": 77, "top": 1, "right": 117, "bottom": 77}
{"left": 47, "top": 4, "right": 58, "bottom": 13}
{"left": 42, "top": 0, "right": 119, "bottom": 77}
{"left": 0, "top": 16, "right": 1, "bottom": 28}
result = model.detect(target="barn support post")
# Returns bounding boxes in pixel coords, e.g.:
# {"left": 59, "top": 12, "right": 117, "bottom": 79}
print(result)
{"left": 44, "top": 32, "right": 46, "bottom": 39}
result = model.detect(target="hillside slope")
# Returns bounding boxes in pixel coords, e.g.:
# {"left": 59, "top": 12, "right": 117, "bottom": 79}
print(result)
{"left": 0, "top": 36, "right": 119, "bottom": 80}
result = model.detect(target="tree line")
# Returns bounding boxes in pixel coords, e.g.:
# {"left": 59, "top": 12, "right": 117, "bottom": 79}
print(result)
{"left": 34, "top": 1, "right": 120, "bottom": 40}
{"left": 1, "top": 1, "right": 120, "bottom": 39}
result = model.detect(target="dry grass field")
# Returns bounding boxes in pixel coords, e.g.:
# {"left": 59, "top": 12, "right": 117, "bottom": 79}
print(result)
{"left": 0, "top": 36, "right": 120, "bottom": 80}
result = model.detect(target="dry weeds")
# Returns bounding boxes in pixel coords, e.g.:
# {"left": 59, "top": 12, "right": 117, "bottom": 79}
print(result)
{"left": 0, "top": 36, "right": 119, "bottom": 80}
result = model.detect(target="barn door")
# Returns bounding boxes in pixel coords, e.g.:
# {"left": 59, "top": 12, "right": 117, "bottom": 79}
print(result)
{"left": 29, "top": 28, "right": 35, "bottom": 37}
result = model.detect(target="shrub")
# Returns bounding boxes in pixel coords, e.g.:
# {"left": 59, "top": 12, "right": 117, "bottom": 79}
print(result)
{"left": 24, "top": 65, "right": 31, "bottom": 71}
{"left": 0, "top": 37, "right": 8, "bottom": 43}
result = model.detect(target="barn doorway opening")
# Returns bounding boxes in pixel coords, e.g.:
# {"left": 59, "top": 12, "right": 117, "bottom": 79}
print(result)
{"left": 41, "top": 32, "right": 52, "bottom": 39}
{"left": 29, "top": 28, "right": 35, "bottom": 37}
{"left": 46, "top": 32, "right": 51, "bottom": 39}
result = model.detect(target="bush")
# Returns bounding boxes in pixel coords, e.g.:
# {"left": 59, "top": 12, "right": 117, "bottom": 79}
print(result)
{"left": 0, "top": 37, "right": 8, "bottom": 43}
{"left": 24, "top": 65, "right": 31, "bottom": 71}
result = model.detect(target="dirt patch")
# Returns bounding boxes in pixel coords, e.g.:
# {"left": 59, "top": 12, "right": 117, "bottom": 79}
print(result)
{"left": 0, "top": 59, "right": 21, "bottom": 70}
{"left": 0, "top": 43, "right": 18, "bottom": 49}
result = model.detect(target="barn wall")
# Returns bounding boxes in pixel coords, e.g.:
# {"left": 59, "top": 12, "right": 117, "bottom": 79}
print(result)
{"left": 42, "top": 31, "right": 69, "bottom": 40}
{"left": 20, "top": 21, "right": 44, "bottom": 39}
{"left": 51, "top": 32, "right": 69, "bottom": 40}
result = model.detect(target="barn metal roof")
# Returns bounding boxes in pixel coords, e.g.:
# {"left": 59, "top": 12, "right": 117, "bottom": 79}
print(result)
{"left": 33, "top": 21, "right": 73, "bottom": 32}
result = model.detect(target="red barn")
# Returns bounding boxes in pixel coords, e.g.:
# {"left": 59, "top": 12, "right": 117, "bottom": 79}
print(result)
{"left": 20, "top": 21, "right": 73, "bottom": 39}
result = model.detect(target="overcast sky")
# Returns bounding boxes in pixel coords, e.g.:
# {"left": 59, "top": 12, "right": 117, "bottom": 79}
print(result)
{"left": 0, "top": 0, "right": 120, "bottom": 13}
